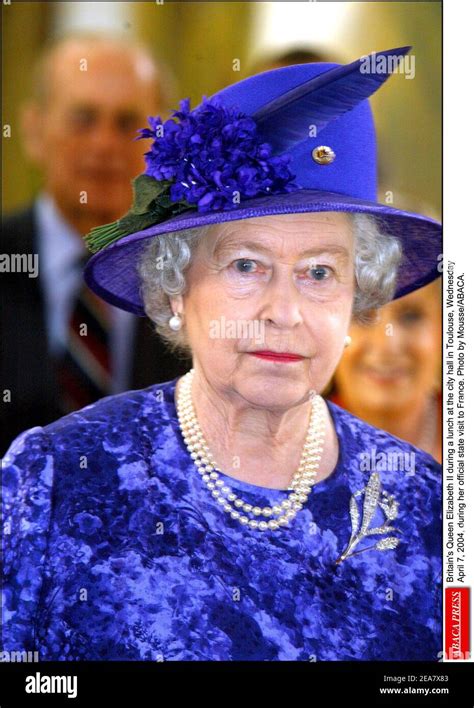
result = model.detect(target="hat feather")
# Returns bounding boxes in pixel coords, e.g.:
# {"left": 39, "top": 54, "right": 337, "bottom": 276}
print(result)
{"left": 253, "top": 46, "right": 411, "bottom": 153}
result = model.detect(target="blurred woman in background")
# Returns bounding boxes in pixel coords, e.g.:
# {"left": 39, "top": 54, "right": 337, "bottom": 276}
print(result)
{"left": 331, "top": 279, "right": 442, "bottom": 462}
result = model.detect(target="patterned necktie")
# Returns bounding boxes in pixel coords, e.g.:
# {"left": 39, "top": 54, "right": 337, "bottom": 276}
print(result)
{"left": 55, "top": 256, "right": 113, "bottom": 414}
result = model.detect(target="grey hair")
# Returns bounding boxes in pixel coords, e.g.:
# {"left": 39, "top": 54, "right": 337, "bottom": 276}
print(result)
{"left": 137, "top": 213, "right": 403, "bottom": 356}
{"left": 28, "top": 31, "right": 176, "bottom": 110}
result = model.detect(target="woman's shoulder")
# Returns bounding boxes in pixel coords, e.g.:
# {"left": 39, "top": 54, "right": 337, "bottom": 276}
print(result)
{"left": 4, "top": 377, "right": 179, "bottom": 458}
{"left": 325, "top": 398, "right": 441, "bottom": 491}
{"left": 46, "top": 377, "right": 179, "bottom": 437}
{"left": 1, "top": 377, "right": 181, "bottom": 506}
{"left": 1, "top": 378, "right": 181, "bottom": 636}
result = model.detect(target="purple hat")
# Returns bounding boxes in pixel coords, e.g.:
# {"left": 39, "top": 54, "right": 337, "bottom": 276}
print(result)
{"left": 83, "top": 46, "right": 441, "bottom": 316}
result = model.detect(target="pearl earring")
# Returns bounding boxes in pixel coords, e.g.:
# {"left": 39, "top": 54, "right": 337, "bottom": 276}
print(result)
{"left": 344, "top": 335, "right": 352, "bottom": 348}
{"left": 168, "top": 312, "right": 183, "bottom": 331}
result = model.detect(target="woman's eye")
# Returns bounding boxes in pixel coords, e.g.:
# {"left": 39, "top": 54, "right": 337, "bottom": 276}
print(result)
{"left": 232, "top": 258, "right": 258, "bottom": 274}
{"left": 307, "top": 265, "right": 332, "bottom": 282}
{"left": 398, "top": 310, "right": 424, "bottom": 325}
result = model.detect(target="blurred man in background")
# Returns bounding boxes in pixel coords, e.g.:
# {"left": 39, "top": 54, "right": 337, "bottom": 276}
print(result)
{"left": 249, "top": 46, "right": 332, "bottom": 73}
{"left": 1, "top": 33, "right": 191, "bottom": 453}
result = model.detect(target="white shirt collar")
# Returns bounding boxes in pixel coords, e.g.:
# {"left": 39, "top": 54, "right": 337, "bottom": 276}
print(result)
{"left": 35, "top": 191, "right": 86, "bottom": 278}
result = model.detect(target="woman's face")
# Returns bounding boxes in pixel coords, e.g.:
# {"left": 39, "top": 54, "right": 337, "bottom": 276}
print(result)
{"left": 174, "top": 212, "right": 355, "bottom": 409}
{"left": 334, "top": 280, "right": 442, "bottom": 412}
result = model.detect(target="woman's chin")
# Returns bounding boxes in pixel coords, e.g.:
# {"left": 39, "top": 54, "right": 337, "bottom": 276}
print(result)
{"left": 351, "top": 389, "right": 414, "bottom": 413}
{"left": 234, "top": 376, "right": 310, "bottom": 409}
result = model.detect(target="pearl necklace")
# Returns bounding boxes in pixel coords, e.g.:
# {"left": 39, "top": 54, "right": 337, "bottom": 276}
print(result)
{"left": 176, "top": 368, "right": 327, "bottom": 531}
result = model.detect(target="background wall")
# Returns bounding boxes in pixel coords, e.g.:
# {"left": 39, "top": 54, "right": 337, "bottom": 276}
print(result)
{"left": 2, "top": 1, "right": 441, "bottom": 217}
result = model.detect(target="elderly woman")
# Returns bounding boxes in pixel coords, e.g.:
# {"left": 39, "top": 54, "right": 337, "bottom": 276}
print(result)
{"left": 2, "top": 47, "right": 442, "bottom": 661}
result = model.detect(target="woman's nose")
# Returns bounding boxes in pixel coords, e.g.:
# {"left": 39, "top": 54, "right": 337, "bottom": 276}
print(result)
{"left": 259, "top": 272, "right": 304, "bottom": 329}
{"left": 366, "top": 317, "right": 404, "bottom": 354}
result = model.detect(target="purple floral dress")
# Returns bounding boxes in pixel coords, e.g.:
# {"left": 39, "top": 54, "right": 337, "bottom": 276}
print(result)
{"left": 1, "top": 376, "right": 442, "bottom": 661}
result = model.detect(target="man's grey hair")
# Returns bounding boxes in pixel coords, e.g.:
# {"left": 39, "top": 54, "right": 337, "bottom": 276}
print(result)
{"left": 29, "top": 31, "right": 176, "bottom": 110}
{"left": 137, "top": 213, "right": 403, "bottom": 356}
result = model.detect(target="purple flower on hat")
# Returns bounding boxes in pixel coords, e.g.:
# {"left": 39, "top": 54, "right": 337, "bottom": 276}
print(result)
{"left": 135, "top": 96, "right": 298, "bottom": 213}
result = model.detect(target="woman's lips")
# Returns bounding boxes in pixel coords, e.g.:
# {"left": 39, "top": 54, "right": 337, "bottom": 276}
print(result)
{"left": 360, "top": 366, "right": 410, "bottom": 384}
{"left": 248, "top": 351, "right": 304, "bottom": 363}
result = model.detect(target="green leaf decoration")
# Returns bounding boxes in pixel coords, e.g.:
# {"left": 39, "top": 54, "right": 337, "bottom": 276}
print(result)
{"left": 83, "top": 174, "right": 192, "bottom": 253}
{"left": 129, "top": 174, "right": 171, "bottom": 215}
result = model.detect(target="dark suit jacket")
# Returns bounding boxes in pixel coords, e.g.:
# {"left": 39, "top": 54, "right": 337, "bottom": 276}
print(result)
{"left": 1, "top": 205, "right": 192, "bottom": 453}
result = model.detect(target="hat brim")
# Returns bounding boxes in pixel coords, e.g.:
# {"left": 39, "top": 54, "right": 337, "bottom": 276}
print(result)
{"left": 83, "top": 189, "right": 441, "bottom": 316}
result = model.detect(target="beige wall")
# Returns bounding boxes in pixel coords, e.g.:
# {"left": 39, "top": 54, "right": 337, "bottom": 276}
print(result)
{"left": 2, "top": 1, "right": 53, "bottom": 211}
